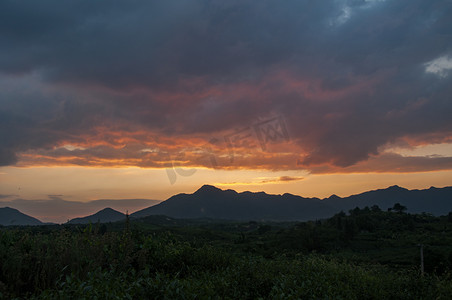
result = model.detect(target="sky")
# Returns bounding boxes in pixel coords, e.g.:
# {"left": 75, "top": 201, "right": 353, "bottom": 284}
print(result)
{"left": 1, "top": 0, "right": 452, "bottom": 223}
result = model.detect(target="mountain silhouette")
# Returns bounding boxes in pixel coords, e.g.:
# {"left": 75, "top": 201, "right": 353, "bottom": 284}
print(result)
{"left": 131, "top": 184, "right": 335, "bottom": 221}
{"left": 324, "top": 185, "right": 452, "bottom": 215}
{"left": 0, "top": 207, "right": 43, "bottom": 226}
{"left": 67, "top": 207, "right": 125, "bottom": 224}
{"left": 3, "top": 185, "right": 452, "bottom": 224}
{"left": 132, "top": 184, "right": 452, "bottom": 221}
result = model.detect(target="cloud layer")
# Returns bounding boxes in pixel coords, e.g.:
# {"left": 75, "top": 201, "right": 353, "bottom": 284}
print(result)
{"left": 1, "top": 0, "right": 452, "bottom": 173}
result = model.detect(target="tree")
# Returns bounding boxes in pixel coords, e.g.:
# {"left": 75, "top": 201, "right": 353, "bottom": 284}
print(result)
{"left": 392, "top": 203, "right": 407, "bottom": 213}
{"left": 344, "top": 219, "right": 357, "bottom": 240}
{"left": 349, "top": 207, "right": 361, "bottom": 216}
{"left": 371, "top": 205, "right": 381, "bottom": 212}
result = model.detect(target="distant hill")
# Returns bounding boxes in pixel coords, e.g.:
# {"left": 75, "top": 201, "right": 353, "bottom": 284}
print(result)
{"left": 67, "top": 208, "right": 125, "bottom": 224}
{"left": 324, "top": 185, "right": 452, "bottom": 215}
{"left": 0, "top": 207, "right": 43, "bottom": 226}
{"left": 131, "top": 185, "right": 452, "bottom": 221}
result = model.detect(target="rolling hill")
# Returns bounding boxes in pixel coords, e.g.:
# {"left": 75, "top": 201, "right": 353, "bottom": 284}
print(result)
{"left": 67, "top": 207, "right": 125, "bottom": 224}
{"left": 0, "top": 207, "right": 43, "bottom": 226}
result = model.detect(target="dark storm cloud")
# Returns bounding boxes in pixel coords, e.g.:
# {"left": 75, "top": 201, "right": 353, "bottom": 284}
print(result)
{"left": 0, "top": 0, "right": 331, "bottom": 87}
{"left": 0, "top": 74, "right": 116, "bottom": 165}
{"left": 1, "top": 0, "right": 450, "bottom": 86}
{"left": 305, "top": 153, "right": 452, "bottom": 174}
{"left": 1, "top": 0, "right": 451, "bottom": 170}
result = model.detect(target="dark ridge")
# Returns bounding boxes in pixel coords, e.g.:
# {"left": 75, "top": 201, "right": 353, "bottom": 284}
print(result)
{"left": 132, "top": 185, "right": 452, "bottom": 221}
{"left": 0, "top": 207, "right": 43, "bottom": 226}
{"left": 67, "top": 207, "right": 125, "bottom": 224}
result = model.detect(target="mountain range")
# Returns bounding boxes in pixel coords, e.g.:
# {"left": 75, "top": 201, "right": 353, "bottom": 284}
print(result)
{"left": 131, "top": 185, "right": 452, "bottom": 221}
{"left": 131, "top": 185, "right": 331, "bottom": 220}
{"left": 1, "top": 185, "right": 452, "bottom": 225}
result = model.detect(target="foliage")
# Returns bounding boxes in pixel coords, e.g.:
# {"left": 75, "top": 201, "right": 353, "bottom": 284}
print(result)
{"left": 1, "top": 209, "right": 452, "bottom": 298}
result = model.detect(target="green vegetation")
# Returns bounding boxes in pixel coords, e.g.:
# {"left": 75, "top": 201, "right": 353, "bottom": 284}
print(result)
{"left": 1, "top": 208, "right": 452, "bottom": 299}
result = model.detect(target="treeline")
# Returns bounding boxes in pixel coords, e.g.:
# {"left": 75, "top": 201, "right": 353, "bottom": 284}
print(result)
{"left": 233, "top": 205, "right": 452, "bottom": 275}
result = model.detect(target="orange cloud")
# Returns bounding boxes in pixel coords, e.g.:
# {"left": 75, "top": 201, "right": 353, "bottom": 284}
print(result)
{"left": 4, "top": 66, "right": 452, "bottom": 176}
{"left": 214, "top": 175, "right": 304, "bottom": 187}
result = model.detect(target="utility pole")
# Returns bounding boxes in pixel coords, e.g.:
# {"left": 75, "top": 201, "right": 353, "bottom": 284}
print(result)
{"left": 418, "top": 244, "right": 424, "bottom": 276}
{"left": 125, "top": 210, "right": 130, "bottom": 233}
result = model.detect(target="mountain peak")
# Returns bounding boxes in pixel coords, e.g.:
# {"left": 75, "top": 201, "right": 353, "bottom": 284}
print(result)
{"left": 2, "top": 206, "right": 16, "bottom": 212}
{"left": 67, "top": 207, "right": 125, "bottom": 224}
{"left": 98, "top": 207, "right": 118, "bottom": 213}
{"left": 328, "top": 194, "right": 341, "bottom": 200}
{"left": 195, "top": 185, "right": 223, "bottom": 194}
{"left": 386, "top": 185, "right": 407, "bottom": 191}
